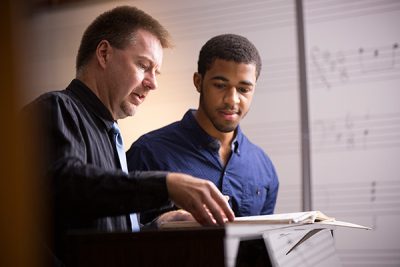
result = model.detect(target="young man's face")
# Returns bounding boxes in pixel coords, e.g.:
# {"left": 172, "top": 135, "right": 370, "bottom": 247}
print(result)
{"left": 102, "top": 29, "right": 163, "bottom": 120}
{"left": 194, "top": 58, "right": 257, "bottom": 134}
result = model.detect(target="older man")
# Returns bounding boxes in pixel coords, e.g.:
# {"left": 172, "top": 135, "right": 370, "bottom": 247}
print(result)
{"left": 25, "top": 6, "right": 233, "bottom": 264}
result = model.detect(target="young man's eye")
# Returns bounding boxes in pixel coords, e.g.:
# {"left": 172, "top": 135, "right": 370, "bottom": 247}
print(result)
{"left": 214, "top": 83, "right": 226, "bottom": 89}
{"left": 238, "top": 87, "right": 251, "bottom": 93}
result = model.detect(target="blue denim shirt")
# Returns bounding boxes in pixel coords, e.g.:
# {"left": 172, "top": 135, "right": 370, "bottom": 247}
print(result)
{"left": 127, "top": 109, "right": 279, "bottom": 217}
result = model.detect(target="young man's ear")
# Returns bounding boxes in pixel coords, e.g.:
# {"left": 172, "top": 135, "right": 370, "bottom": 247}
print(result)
{"left": 193, "top": 72, "right": 202, "bottom": 93}
{"left": 96, "top": 40, "right": 112, "bottom": 69}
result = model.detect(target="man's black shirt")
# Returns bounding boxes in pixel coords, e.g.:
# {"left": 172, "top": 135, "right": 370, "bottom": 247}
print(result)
{"left": 24, "top": 79, "right": 170, "bottom": 261}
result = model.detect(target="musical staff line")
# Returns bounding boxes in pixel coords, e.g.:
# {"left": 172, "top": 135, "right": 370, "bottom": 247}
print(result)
{"left": 241, "top": 119, "right": 300, "bottom": 155}
{"left": 245, "top": 42, "right": 399, "bottom": 93}
{"left": 311, "top": 112, "right": 400, "bottom": 153}
{"left": 164, "top": 41, "right": 399, "bottom": 93}
{"left": 305, "top": 0, "right": 400, "bottom": 24}
{"left": 275, "top": 184, "right": 302, "bottom": 212}
{"left": 310, "top": 43, "right": 399, "bottom": 90}
{"left": 242, "top": 111, "right": 400, "bottom": 155}
{"left": 162, "top": 56, "right": 299, "bottom": 93}
{"left": 314, "top": 180, "right": 400, "bottom": 217}
{"left": 154, "top": 0, "right": 295, "bottom": 40}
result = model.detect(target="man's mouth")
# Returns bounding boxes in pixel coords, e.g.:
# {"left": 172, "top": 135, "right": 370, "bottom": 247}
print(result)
{"left": 218, "top": 109, "right": 240, "bottom": 120}
{"left": 219, "top": 108, "right": 240, "bottom": 115}
{"left": 131, "top": 92, "right": 145, "bottom": 105}
{"left": 136, "top": 93, "right": 145, "bottom": 100}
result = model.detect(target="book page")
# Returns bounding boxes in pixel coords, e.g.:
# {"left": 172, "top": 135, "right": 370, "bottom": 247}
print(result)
{"left": 233, "top": 211, "right": 330, "bottom": 224}
{"left": 159, "top": 211, "right": 357, "bottom": 229}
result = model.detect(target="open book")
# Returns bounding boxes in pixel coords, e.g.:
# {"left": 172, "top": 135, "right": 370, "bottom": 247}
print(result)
{"left": 158, "top": 210, "right": 370, "bottom": 230}
{"left": 233, "top": 210, "right": 334, "bottom": 224}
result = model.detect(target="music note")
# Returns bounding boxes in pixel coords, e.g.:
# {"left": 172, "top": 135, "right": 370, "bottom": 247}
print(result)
{"left": 359, "top": 43, "right": 399, "bottom": 72}
{"left": 310, "top": 46, "right": 349, "bottom": 90}
{"left": 311, "top": 111, "right": 375, "bottom": 152}
{"left": 311, "top": 47, "right": 331, "bottom": 89}
{"left": 344, "top": 113, "right": 356, "bottom": 148}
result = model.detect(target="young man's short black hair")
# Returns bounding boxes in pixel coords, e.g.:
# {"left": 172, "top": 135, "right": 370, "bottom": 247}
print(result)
{"left": 197, "top": 34, "right": 262, "bottom": 79}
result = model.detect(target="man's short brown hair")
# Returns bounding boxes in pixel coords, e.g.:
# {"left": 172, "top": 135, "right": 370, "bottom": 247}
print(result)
{"left": 76, "top": 5, "right": 172, "bottom": 72}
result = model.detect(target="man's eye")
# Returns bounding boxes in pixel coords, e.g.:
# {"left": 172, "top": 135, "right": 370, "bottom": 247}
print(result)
{"left": 138, "top": 63, "right": 149, "bottom": 70}
{"left": 238, "top": 87, "right": 250, "bottom": 93}
{"left": 214, "top": 83, "right": 226, "bottom": 89}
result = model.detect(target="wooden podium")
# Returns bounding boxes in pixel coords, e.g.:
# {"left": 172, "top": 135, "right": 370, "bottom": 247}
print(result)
{"left": 66, "top": 223, "right": 344, "bottom": 267}
{"left": 67, "top": 227, "right": 226, "bottom": 267}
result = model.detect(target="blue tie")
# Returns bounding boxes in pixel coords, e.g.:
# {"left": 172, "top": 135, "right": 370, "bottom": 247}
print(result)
{"left": 112, "top": 122, "right": 140, "bottom": 232}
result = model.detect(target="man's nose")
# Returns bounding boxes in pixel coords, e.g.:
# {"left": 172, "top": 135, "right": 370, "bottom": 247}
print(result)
{"left": 224, "top": 87, "right": 240, "bottom": 106}
{"left": 143, "top": 71, "right": 157, "bottom": 90}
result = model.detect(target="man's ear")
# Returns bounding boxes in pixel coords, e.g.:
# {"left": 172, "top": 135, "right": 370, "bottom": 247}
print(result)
{"left": 96, "top": 40, "right": 112, "bottom": 69}
{"left": 193, "top": 72, "right": 202, "bottom": 93}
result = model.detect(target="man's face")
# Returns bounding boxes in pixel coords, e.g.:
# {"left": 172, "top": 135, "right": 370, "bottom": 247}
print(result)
{"left": 194, "top": 59, "right": 256, "bottom": 133}
{"left": 104, "top": 29, "right": 163, "bottom": 120}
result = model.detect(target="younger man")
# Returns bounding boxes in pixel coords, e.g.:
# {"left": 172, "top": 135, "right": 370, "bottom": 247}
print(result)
{"left": 127, "top": 34, "right": 279, "bottom": 223}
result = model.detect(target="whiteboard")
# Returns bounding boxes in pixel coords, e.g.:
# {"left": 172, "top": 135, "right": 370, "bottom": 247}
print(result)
{"left": 304, "top": 0, "right": 400, "bottom": 265}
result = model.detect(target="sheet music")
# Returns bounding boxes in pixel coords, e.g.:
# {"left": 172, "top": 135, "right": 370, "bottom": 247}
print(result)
{"left": 264, "top": 229, "right": 342, "bottom": 267}
{"left": 304, "top": 0, "right": 400, "bottom": 265}
{"left": 310, "top": 43, "right": 399, "bottom": 90}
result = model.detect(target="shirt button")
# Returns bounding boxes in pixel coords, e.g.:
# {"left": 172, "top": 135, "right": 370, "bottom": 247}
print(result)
{"left": 256, "top": 188, "right": 261, "bottom": 195}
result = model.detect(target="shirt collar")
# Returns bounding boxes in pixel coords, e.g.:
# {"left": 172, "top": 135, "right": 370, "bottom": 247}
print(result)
{"left": 67, "top": 79, "right": 115, "bottom": 132}
{"left": 182, "top": 109, "right": 241, "bottom": 154}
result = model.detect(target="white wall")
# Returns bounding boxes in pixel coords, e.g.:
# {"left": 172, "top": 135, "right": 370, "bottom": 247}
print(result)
{"left": 23, "top": 0, "right": 400, "bottom": 266}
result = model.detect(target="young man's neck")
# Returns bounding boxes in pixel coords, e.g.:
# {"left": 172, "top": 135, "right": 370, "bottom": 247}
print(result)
{"left": 194, "top": 109, "right": 237, "bottom": 166}
{"left": 194, "top": 109, "right": 236, "bottom": 146}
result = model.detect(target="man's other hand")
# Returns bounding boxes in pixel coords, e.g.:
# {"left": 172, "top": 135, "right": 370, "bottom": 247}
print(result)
{"left": 166, "top": 173, "right": 235, "bottom": 226}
